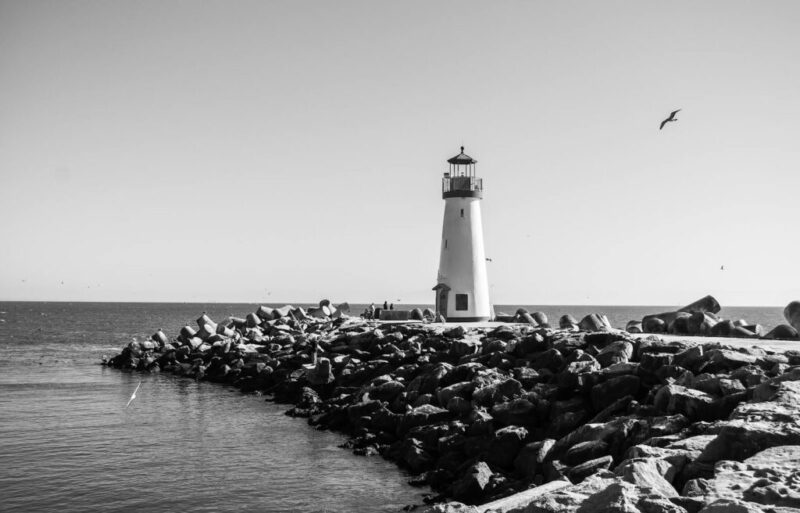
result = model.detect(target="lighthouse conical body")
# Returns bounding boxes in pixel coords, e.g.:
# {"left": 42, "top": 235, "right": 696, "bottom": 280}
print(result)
{"left": 433, "top": 147, "right": 491, "bottom": 322}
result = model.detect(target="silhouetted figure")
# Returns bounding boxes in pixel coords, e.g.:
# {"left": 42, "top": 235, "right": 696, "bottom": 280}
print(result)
{"left": 389, "top": 303, "right": 394, "bottom": 310}
{"left": 383, "top": 301, "right": 388, "bottom": 310}
{"left": 660, "top": 109, "right": 681, "bottom": 130}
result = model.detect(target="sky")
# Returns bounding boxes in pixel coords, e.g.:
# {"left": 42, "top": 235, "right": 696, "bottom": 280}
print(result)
{"left": 1, "top": 0, "right": 799, "bottom": 306}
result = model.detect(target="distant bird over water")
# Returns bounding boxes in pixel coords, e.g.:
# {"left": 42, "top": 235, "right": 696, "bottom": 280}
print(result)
{"left": 659, "top": 109, "right": 681, "bottom": 130}
{"left": 125, "top": 381, "right": 141, "bottom": 408}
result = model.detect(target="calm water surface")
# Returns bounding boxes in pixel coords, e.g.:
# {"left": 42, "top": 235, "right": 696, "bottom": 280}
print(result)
{"left": 0, "top": 302, "right": 429, "bottom": 512}
{"left": 0, "top": 301, "right": 787, "bottom": 512}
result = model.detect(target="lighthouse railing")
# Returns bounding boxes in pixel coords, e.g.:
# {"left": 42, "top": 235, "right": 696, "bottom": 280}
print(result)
{"left": 442, "top": 176, "right": 483, "bottom": 194}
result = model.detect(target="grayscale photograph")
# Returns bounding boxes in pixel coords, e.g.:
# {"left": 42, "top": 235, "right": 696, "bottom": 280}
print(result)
{"left": 2, "top": 1, "right": 800, "bottom": 512}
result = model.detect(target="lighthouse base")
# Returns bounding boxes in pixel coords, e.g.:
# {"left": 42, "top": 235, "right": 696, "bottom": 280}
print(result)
{"left": 444, "top": 316, "right": 492, "bottom": 322}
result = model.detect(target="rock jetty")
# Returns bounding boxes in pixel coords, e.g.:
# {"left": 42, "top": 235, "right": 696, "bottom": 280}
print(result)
{"left": 630, "top": 295, "right": 800, "bottom": 341}
{"left": 105, "top": 300, "right": 800, "bottom": 513}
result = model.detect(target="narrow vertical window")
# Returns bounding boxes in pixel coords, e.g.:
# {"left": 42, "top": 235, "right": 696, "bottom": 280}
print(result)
{"left": 445, "top": 239, "right": 448, "bottom": 249}
{"left": 455, "top": 294, "right": 468, "bottom": 311}
{"left": 460, "top": 208, "right": 464, "bottom": 218}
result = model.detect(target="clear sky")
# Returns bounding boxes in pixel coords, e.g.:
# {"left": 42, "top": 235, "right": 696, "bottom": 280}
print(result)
{"left": 2, "top": 0, "right": 799, "bottom": 306}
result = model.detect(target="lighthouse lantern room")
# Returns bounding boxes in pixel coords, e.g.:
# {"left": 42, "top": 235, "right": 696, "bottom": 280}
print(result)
{"left": 434, "top": 146, "right": 492, "bottom": 322}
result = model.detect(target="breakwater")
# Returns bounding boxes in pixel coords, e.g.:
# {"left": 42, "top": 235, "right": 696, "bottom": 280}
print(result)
{"left": 105, "top": 300, "right": 800, "bottom": 512}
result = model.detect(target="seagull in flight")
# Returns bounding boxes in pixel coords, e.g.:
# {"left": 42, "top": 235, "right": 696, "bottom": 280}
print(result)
{"left": 125, "top": 381, "right": 142, "bottom": 408}
{"left": 660, "top": 109, "right": 681, "bottom": 130}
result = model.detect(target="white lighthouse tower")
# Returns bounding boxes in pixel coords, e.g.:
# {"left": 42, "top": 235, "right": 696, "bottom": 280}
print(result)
{"left": 433, "top": 146, "right": 491, "bottom": 322}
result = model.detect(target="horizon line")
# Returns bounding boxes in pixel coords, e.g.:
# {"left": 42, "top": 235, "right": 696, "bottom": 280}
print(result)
{"left": 0, "top": 298, "right": 787, "bottom": 309}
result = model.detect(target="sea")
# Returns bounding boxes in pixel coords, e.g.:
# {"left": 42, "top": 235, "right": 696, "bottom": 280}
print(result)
{"left": 0, "top": 301, "right": 788, "bottom": 512}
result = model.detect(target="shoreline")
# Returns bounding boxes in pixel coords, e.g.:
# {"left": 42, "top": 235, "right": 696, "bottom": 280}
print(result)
{"left": 104, "top": 303, "right": 800, "bottom": 512}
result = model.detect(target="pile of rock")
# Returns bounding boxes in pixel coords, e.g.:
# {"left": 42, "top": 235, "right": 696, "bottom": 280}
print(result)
{"left": 496, "top": 309, "right": 614, "bottom": 333}
{"left": 627, "top": 296, "right": 800, "bottom": 341}
{"left": 105, "top": 301, "right": 800, "bottom": 512}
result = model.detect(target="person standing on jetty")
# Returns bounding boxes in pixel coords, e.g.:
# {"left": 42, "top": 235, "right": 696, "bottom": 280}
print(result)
{"left": 383, "top": 301, "right": 388, "bottom": 310}
{"left": 368, "top": 303, "right": 375, "bottom": 319}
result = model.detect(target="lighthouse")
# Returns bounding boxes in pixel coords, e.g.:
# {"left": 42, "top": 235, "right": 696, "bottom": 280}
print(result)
{"left": 433, "top": 146, "right": 491, "bottom": 322}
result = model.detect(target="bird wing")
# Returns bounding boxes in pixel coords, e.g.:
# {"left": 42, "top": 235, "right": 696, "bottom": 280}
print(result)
{"left": 670, "top": 109, "right": 681, "bottom": 118}
{"left": 125, "top": 381, "right": 142, "bottom": 408}
{"left": 659, "top": 119, "right": 668, "bottom": 130}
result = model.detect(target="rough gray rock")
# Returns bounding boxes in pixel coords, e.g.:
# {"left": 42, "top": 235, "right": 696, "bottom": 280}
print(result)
{"left": 513, "top": 439, "right": 555, "bottom": 479}
{"left": 452, "top": 461, "right": 493, "bottom": 503}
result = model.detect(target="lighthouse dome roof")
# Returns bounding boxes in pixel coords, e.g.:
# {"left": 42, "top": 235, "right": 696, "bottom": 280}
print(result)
{"left": 447, "top": 146, "right": 476, "bottom": 165}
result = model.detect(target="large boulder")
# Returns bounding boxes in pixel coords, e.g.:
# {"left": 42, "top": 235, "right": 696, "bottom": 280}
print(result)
{"left": 306, "top": 357, "right": 334, "bottom": 385}
{"left": 642, "top": 312, "right": 690, "bottom": 334}
{"left": 643, "top": 317, "right": 668, "bottom": 333}
{"left": 504, "top": 474, "right": 617, "bottom": 512}
{"left": 698, "top": 419, "right": 800, "bottom": 465}
{"left": 654, "top": 385, "right": 716, "bottom": 421}
{"left": 764, "top": 324, "right": 800, "bottom": 340}
{"left": 626, "top": 321, "right": 643, "bottom": 334}
{"left": 400, "top": 438, "right": 434, "bottom": 473}
{"left": 575, "top": 480, "right": 687, "bottom": 513}
{"left": 679, "top": 295, "right": 721, "bottom": 314}
{"left": 491, "top": 398, "right": 537, "bottom": 427}
{"left": 451, "top": 461, "right": 493, "bottom": 503}
{"left": 579, "top": 314, "right": 612, "bottom": 332}
{"left": 614, "top": 458, "right": 679, "bottom": 497}
{"left": 551, "top": 417, "right": 644, "bottom": 461}
{"left": 686, "top": 446, "right": 800, "bottom": 509}
{"left": 438, "top": 381, "right": 475, "bottom": 407}
{"left": 701, "top": 349, "right": 758, "bottom": 373}
{"left": 486, "top": 426, "right": 529, "bottom": 469}
{"left": 407, "top": 363, "right": 452, "bottom": 396}
{"left": 513, "top": 439, "right": 555, "bottom": 479}
{"left": 591, "top": 375, "right": 640, "bottom": 411}
{"left": 595, "top": 341, "right": 634, "bottom": 368}
{"left": 784, "top": 301, "right": 800, "bottom": 333}
{"left": 472, "top": 378, "right": 523, "bottom": 407}
{"left": 528, "top": 349, "right": 565, "bottom": 373}
{"left": 567, "top": 455, "right": 614, "bottom": 483}
{"left": 563, "top": 440, "right": 610, "bottom": 466}
{"left": 687, "top": 312, "right": 718, "bottom": 336}
{"left": 559, "top": 314, "right": 579, "bottom": 330}
{"left": 399, "top": 404, "right": 451, "bottom": 434}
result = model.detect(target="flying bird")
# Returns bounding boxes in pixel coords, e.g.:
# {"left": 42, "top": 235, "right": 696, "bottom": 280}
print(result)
{"left": 125, "top": 381, "right": 142, "bottom": 408}
{"left": 485, "top": 258, "right": 493, "bottom": 262}
{"left": 659, "top": 109, "right": 681, "bottom": 130}
{"left": 720, "top": 265, "right": 725, "bottom": 271}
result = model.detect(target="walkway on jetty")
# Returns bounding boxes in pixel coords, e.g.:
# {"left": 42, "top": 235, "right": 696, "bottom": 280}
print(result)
{"left": 379, "top": 320, "right": 800, "bottom": 354}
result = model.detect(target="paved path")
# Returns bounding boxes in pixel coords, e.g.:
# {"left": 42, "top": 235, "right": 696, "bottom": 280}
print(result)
{"left": 630, "top": 332, "right": 800, "bottom": 353}
{"left": 377, "top": 320, "right": 800, "bottom": 353}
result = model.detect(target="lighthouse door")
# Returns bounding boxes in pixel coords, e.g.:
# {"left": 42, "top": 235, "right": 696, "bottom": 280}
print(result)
{"left": 435, "top": 286, "right": 449, "bottom": 318}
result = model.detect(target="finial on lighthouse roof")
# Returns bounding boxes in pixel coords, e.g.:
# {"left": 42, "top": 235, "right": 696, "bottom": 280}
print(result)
{"left": 448, "top": 145, "right": 477, "bottom": 165}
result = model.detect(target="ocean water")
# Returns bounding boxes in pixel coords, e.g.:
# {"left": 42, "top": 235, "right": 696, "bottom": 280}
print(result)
{"left": 0, "top": 302, "right": 429, "bottom": 513}
{"left": 0, "top": 301, "right": 788, "bottom": 512}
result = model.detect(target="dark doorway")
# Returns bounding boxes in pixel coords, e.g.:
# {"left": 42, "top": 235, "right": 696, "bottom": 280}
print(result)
{"left": 433, "top": 283, "right": 450, "bottom": 318}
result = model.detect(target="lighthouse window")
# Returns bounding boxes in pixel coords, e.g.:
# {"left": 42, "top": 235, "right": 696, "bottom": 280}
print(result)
{"left": 460, "top": 208, "right": 464, "bottom": 218}
{"left": 445, "top": 239, "right": 448, "bottom": 249}
{"left": 455, "top": 294, "right": 468, "bottom": 311}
